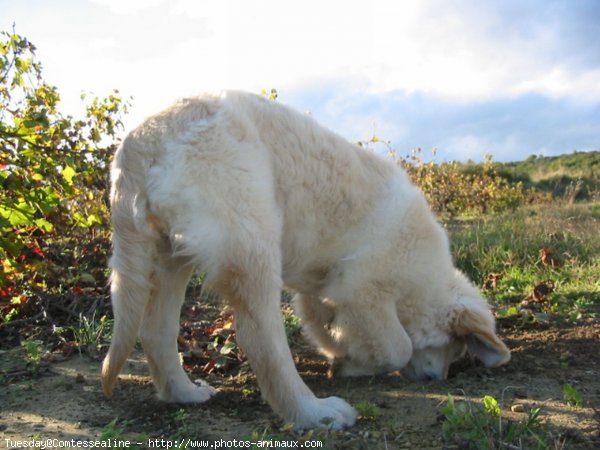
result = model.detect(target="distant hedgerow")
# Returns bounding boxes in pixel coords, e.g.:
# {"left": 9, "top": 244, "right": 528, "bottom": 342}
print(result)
{"left": 360, "top": 138, "right": 548, "bottom": 218}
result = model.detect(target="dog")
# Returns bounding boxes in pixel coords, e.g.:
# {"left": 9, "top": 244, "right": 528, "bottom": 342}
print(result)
{"left": 101, "top": 91, "right": 510, "bottom": 430}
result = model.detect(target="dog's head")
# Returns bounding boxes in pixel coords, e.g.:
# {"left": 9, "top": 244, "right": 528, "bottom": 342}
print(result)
{"left": 319, "top": 271, "right": 510, "bottom": 381}
{"left": 401, "top": 274, "right": 510, "bottom": 381}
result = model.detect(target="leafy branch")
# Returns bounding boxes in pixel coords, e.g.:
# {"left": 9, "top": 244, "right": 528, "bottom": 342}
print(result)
{"left": 0, "top": 27, "right": 130, "bottom": 307}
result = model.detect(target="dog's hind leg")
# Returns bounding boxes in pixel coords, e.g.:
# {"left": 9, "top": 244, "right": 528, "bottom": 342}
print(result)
{"left": 138, "top": 255, "right": 216, "bottom": 403}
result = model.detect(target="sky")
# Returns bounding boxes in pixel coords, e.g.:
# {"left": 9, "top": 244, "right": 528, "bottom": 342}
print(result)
{"left": 2, "top": 0, "right": 600, "bottom": 162}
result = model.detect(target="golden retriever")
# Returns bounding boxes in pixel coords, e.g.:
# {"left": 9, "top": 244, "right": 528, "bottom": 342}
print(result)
{"left": 101, "top": 91, "right": 510, "bottom": 430}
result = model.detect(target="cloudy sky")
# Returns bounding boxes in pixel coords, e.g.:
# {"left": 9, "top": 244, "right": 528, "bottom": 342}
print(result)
{"left": 3, "top": 0, "right": 599, "bottom": 161}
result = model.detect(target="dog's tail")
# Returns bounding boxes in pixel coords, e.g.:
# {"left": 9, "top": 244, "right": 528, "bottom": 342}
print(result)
{"left": 101, "top": 135, "right": 158, "bottom": 397}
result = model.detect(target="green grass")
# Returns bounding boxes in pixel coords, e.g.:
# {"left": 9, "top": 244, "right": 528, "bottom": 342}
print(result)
{"left": 449, "top": 203, "right": 600, "bottom": 321}
{"left": 441, "top": 394, "right": 559, "bottom": 449}
{"left": 66, "top": 313, "right": 113, "bottom": 356}
{"left": 354, "top": 401, "right": 383, "bottom": 420}
{"left": 563, "top": 383, "right": 584, "bottom": 408}
{"left": 100, "top": 418, "right": 148, "bottom": 449}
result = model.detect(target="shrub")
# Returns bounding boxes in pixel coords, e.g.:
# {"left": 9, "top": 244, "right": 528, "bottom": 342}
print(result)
{"left": 398, "top": 149, "right": 531, "bottom": 218}
{"left": 0, "top": 28, "right": 129, "bottom": 310}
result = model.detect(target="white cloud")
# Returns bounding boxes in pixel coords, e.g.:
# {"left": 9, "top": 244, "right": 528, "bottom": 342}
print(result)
{"left": 513, "top": 67, "right": 600, "bottom": 102}
{"left": 13, "top": 0, "right": 597, "bottom": 115}
{"left": 163, "top": 0, "right": 373, "bottom": 91}
{"left": 3, "top": 0, "right": 598, "bottom": 160}
{"left": 90, "top": 36, "right": 117, "bottom": 51}
{"left": 153, "top": 0, "right": 600, "bottom": 104}
{"left": 363, "top": 1, "right": 592, "bottom": 102}
{"left": 89, "top": 0, "right": 163, "bottom": 15}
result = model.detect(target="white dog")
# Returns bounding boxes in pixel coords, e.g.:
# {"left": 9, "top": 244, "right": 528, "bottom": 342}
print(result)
{"left": 101, "top": 91, "right": 510, "bottom": 430}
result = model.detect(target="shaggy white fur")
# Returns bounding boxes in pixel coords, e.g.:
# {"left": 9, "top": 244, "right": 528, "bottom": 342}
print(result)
{"left": 101, "top": 91, "right": 510, "bottom": 430}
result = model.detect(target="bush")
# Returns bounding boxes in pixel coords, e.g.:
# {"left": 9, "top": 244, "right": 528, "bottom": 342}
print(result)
{"left": 0, "top": 28, "right": 129, "bottom": 308}
{"left": 361, "top": 141, "right": 545, "bottom": 218}
{"left": 401, "top": 150, "right": 535, "bottom": 218}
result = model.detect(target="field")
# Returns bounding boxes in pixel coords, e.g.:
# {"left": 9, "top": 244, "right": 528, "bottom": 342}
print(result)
{"left": 2, "top": 202, "right": 599, "bottom": 449}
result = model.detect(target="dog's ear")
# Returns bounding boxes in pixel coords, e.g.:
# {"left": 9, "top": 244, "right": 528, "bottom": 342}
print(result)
{"left": 454, "top": 302, "right": 510, "bottom": 368}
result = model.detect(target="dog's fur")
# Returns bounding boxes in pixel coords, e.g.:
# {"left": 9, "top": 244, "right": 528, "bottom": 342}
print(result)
{"left": 101, "top": 91, "right": 510, "bottom": 430}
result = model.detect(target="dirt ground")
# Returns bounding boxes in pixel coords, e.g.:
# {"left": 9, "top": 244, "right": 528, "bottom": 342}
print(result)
{"left": 1, "top": 306, "right": 599, "bottom": 449}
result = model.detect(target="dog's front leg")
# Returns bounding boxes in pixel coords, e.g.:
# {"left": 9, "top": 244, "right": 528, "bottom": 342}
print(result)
{"left": 224, "top": 266, "right": 356, "bottom": 430}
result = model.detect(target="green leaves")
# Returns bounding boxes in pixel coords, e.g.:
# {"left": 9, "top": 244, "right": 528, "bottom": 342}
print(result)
{"left": 483, "top": 395, "right": 501, "bottom": 417}
{"left": 442, "top": 394, "right": 552, "bottom": 449}
{"left": 393, "top": 148, "right": 536, "bottom": 218}
{"left": 61, "top": 165, "right": 76, "bottom": 185}
{"left": 0, "top": 27, "right": 130, "bottom": 296}
{"left": 563, "top": 383, "right": 584, "bottom": 407}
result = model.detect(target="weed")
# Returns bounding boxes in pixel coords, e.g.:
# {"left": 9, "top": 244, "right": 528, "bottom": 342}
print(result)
{"left": 282, "top": 305, "right": 302, "bottom": 343}
{"left": 242, "top": 387, "right": 255, "bottom": 397}
{"left": 355, "top": 401, "right": 383, "bottom": 420}
{"left": 171, "top": 408, "right": 191, "bottom": 440}
{"left": 441, "top": 394, "right": 557, "bottom": 449}
{"left": 483, "top": 395, "right": 501, "bottom": 417}
{"left": 67, "top": 313, "right": 113, "bottom": 356}
{"left": 100, "top": 418, "right": 127, "bottom": 440}
{"left": 563, "top": 383, "right": 584, "bottom": 407}
{"left": 245, "top": 426, "right": 331, "bottom": 450}
{"left": 100, "top": 418, "right": 147, "bottom": 449}
{"left": 22, "top": 339, "right": 44, "bottom": 365}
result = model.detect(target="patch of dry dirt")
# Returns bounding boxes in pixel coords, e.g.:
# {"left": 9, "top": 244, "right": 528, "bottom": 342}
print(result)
{"left": 2, "top": 317, "right": 599, "bottom": 449}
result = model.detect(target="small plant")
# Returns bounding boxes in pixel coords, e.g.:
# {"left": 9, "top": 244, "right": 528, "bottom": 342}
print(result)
{"left": 180, "top": 311, "right": 244, "bottom": 375}
{"left": 22, "top": 339, "right": 44, "bottom": 365}
{"left": 563, "top": 383, "right": 584, "bottom": 407}
{"left": 100, "top": 418, "right": 146, "bottom": 449}
{"left": 67, "top": 313, "right": 113, "bottom": 355}
{"left": 245, "top": 426, "right": 330, "bottom": 450}
{"left": 282, "top": 306, "right": 302, "bottom": 342}
{"left": 441, "top": 394, "right": 554, "bottom": 449}
{"left": 260, "top": 88, "right": 278, "bottom": 101}
{"left": 168, "top": 408, "right": 194, "bottom": 445}
{"left": 100, "top": 418, "right": 127, "bottom": 440}
{"left": 355, "top": 401, "right": 383, "bottom": 420}
{"left": 483, "top": 395, "right": 501, "bottom": 417}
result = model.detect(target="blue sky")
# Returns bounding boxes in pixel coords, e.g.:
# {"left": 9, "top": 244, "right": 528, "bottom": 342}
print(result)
{"left": 2, "top": 0, "right": 599, "bottom": 161}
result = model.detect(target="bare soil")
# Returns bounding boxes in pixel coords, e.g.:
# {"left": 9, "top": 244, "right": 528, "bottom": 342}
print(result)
{"left": 2, "top": 304, "right": 599, "bottom": 449}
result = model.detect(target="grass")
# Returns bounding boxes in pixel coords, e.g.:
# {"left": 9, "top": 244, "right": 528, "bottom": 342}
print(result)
{"left": 449, "top": 203, "right": 600, "bottom": 320}
{"left": 100, "top": 418, "right": 147, "bottom": 449}
{"left": 66, "top": 312, "right": 113, "bottom": 356}
{"left": 441, "top": 394, "right": 561, "bottom": 449}
{"left": 563, "top": 383, "right": 584, "bottom": 408}
{"left": 354, "top": 401, "right": 383, "bottom": 421}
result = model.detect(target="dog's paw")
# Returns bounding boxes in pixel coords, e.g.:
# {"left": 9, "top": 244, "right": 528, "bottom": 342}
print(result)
{"left": 167, "top": 379, "right": 217, "bottom": 403}
{"left": 293, "top": 396, "right": 357, "bottom": 431}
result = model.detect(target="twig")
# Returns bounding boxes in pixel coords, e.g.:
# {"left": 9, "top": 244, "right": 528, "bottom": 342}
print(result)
{"left": 500, "top": 442, "right": 522, "bottom": 450}
{"left": 47, "top": 301, "right": 79, "bottom": 320}
{"left": 0, "top": 312, "right": 44, "bottom": 329}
